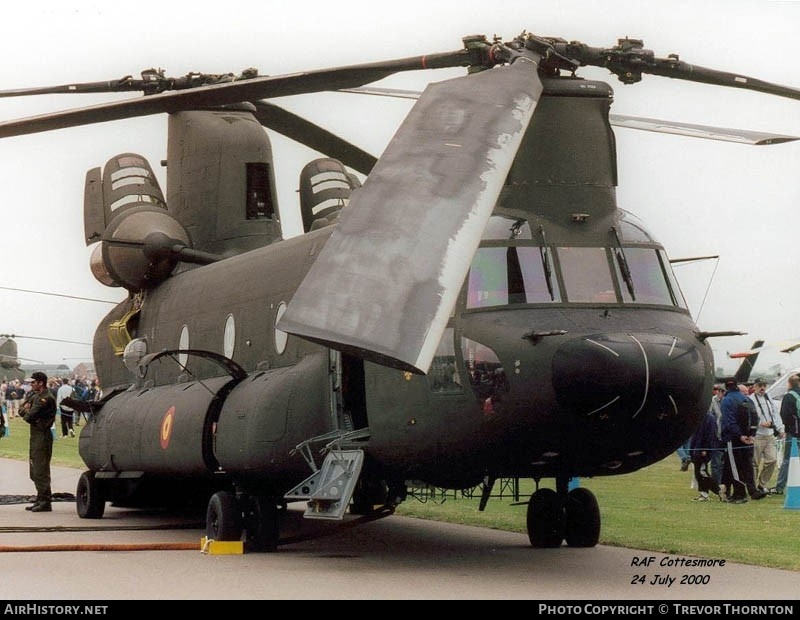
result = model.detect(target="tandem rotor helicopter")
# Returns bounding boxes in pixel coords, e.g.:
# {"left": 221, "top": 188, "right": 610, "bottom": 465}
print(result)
{"left": 1, "top": 31, "right": 798, "bottom": 551}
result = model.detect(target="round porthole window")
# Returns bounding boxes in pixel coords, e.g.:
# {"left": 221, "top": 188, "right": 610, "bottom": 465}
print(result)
{"left": 274, "top": 302, "right": 288, "bottom": 354}
{"left": 223, "top": 314, "right": 235, "bottom": 358}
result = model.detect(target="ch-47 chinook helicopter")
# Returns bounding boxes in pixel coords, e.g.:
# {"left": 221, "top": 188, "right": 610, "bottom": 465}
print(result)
{"left": 1, "top": 31, "right": 798, "bottom": 552}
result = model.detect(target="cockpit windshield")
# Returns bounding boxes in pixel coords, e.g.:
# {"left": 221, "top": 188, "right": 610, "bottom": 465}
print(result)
{"left": 466, "top": 216, "right": 688, "bottom": 310}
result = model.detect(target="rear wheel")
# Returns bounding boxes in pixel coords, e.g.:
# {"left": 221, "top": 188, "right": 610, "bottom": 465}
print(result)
{"left": 206, "top": 491, "right": 242, "bottom": 541}
{"left": 527, "top": 488, "right": 564, "bottom": 548}
{"left": 564, "top": 487, "right": 600, "bottom": 547}
{"left": 76, "top": 471, "right": 105, "bottom": 519}
{"left": 244, "top": 496, "right": 280, "bottom": 552}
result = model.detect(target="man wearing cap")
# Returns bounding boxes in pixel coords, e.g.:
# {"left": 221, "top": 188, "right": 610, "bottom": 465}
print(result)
{"left": 749, "top": 378, "right": 784, "bottom": 494}
{"left": 18, "top": 371, "right": 57, "bottom": 512}
{"left": 720, "top": 380, "right": 767, "bottom": 502}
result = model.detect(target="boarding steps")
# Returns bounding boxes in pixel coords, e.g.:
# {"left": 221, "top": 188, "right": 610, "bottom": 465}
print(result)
{"left": 284, "top": 427, "right": 370, "bottom": 520}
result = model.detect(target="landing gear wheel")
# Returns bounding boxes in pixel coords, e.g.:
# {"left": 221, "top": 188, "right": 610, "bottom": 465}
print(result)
{"left": 244, "top": 496, "right": 280, "bottom": 552}
{"left": 350, "top": 479, "right": 388, "bottom": 515}
{"left": 76, "top": 471, "right": 105, "bottom": 519}
{"left": 206, "top": 491, "right": 242, "bottom": 541}
{"left": 527, "top": 488, "right": 564, "bottom": 548}
{"left": 564, "top": 487, "right": 600, "bottom": 547}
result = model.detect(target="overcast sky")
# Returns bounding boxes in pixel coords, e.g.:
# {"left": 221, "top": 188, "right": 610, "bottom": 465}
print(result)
{"left": 1, "top": 0, "right": 799, "bottom": 377}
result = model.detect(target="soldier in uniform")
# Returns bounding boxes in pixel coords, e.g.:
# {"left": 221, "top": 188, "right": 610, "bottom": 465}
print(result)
{"left": 19, "top": 371, "right": 57, "bottom": 512}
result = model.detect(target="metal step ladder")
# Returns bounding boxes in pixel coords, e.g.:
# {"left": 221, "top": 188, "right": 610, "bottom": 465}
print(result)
{"left": 285, "top": 427, "right": 370, "bottom": 520}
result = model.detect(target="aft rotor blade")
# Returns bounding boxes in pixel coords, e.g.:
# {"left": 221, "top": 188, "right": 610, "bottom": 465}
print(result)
{"left": 0, "top": 50, "right": 474, "bottom": 139}
{"left": 341, "top": 87, "right": 800, "bottom": 146}
{"left": 278, "top": 54, "right": 543, "bottom": 373}
{"left": 610, "top": 114, "right": 800, "bottom": 145}
{"left": 251, "top": 100, "right": 377, "bottom": 175}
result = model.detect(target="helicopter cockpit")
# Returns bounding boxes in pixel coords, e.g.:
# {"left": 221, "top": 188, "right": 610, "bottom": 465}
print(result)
{"left": 466, "top": 212, "right": 688, "bottom": 310}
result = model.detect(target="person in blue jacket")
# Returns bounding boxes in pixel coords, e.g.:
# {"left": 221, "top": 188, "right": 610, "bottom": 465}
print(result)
{"left": 720, "top": 380, "right": 767, "bottom": 503}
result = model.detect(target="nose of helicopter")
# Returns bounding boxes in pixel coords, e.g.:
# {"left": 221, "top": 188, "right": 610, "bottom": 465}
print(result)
{"left": 551, "top": 332, "right": 706, "bottom": 422}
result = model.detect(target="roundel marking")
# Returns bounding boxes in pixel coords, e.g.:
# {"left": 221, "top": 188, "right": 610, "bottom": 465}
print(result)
{"left": 160, "top": 406, "right": 176, "bottom": 449}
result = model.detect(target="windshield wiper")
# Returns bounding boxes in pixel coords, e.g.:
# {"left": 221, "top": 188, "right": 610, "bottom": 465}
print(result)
{"left": 538, "top": 226, "right": 555, "bottom": 301}
{"left": 611, "top": 226, "right": 635, "bottom": 300}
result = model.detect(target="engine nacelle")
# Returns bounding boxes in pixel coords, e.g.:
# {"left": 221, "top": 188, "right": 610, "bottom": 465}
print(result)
{"left": 299, "top": 158, "right": 361, "bottom": 232}
{"left": 85, "top": 153, "right": 191, "bottom": 291}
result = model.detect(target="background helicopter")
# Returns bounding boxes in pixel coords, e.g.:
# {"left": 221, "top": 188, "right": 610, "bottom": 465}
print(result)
{"left": 4, "top": 2, "right": 800, "bottom": 546}
{"left": 0, "top": 337, "right": 26, "bottom": 382}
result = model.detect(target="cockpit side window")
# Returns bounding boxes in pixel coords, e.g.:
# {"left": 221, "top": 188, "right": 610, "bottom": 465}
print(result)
{"left": 659, "top": 250, "right": 689, "bottom": 309}
{"left": 612, "top": 247, "right": 673, "bottom": 305}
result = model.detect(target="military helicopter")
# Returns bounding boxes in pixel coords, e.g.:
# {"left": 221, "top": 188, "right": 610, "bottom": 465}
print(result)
{"left": 1, "top": 32, "right": 798, "bottom": 552}
{"left": 0, "top": 337, "right": 25, "bottom": 382}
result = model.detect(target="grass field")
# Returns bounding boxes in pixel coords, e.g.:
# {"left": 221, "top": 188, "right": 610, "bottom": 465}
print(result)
{"left": 2, "top": 415, "right": 798, "bottom": 570}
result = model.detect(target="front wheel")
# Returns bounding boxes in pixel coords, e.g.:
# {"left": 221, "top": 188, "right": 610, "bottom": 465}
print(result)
{"left": 206, "top": 491, "right": 242, "bottom": 541}
{"left": 527, "top": 488, "right": 564, "bottom": 548}
{"left": 76, "top": 471, "right": 105, "bottom": 519}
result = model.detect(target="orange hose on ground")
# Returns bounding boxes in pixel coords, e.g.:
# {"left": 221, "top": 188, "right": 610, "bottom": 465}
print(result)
{"left": 0, "top": 542, "right": 198, "bottom": 552}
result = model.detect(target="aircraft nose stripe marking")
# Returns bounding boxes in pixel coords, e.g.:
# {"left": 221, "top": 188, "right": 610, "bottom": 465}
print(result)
{"left": 586, "top": 395, "right": 621, "bottom": 416}
{"left": 667, "top": 394, "right": 678, "bottom": 417}
{"left": 585, "top": 338, "right": 620, "bottom": 357}
{"left": 629, "top": 334, "right": 649, "bottom": 419}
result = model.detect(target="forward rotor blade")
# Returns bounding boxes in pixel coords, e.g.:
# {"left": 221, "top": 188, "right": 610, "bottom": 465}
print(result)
{"left": 0, "top": 79, "right": 143, "bottom": 98}
{"left": 543, "top": 37, "right": 800, "bottom": 101}
{"left": 0, "top": 50, "right": 474, "bottom": 139}
{"left": 251, "top": 100, "right": 377, "bottom": 175}
{"left": 278, "top": 54, "right": 543, "bottom": 373}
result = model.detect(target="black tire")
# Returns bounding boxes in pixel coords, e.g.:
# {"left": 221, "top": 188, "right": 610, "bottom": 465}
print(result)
{"left": 244, "top": 496, "right": 280, "bottom": 552}
{"left": 564, "top": 487, "right": 601, "bottom": 548}
{"left": 350, "top": 479, "right": 388, "bottom": 515}
{"left": 206, "top": 491, "right": 242, "bottom": 541}
{"left": 527, "top": 488, "right": 564, "bottom": 548}
{"left": 76, "top": 471, "right": 105, "bottom": 519}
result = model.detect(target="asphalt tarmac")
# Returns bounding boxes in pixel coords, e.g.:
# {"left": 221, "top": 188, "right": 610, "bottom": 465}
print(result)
{"left": 1, "top": 458, "right": 797, "bottom": 601}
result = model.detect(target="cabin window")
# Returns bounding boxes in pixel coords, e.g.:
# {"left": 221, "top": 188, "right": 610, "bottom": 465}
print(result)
{"left": 467, "top": 246, "right": 561, "bottom": 308}
{"left": 246, "top": 162, "right": 275, "bottom": 220}
{"left": 178, "top": 325, "right": 189, "bottom": 368}
{"left": 428, "top": 328, "right": 462, "bottom": 393}
{"left": 223, "top": 314, "right": 236, "bottom": 358}
{"left": 274, "top": 302, "right": 288, "bottom": 354}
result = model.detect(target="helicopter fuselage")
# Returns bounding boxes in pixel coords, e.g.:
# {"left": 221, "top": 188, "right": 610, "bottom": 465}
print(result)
{"left": 79, "top": 74, "right": 712, "bottom": 513}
